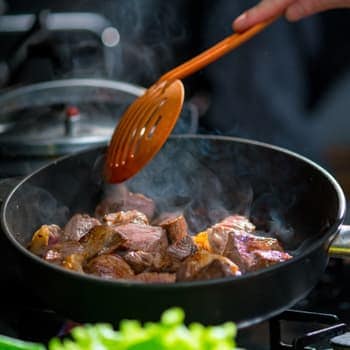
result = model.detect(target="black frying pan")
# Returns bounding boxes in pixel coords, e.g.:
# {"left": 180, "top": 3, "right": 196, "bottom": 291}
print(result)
{"left": 1, "top": 135, "right": 349, "bottom": 328}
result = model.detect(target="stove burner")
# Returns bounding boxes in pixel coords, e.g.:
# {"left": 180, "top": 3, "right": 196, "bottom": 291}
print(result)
{"left": 270, "top": 310, "right": 347, "bottom": 349}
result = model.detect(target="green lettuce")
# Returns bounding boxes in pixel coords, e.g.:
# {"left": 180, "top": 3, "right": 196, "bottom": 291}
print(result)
{"left": 49, "top": 308, "right": 237, "bottom": 350}
{"left": 0, "top": 308, "right": 238, "bottom": 350}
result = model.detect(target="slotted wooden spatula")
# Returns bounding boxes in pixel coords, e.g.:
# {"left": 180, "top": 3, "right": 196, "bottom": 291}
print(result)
{"left": 105, "top": 17, "right": 277, "bottom": 183}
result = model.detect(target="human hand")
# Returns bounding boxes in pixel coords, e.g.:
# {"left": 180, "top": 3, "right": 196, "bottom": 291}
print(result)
{"left": 233, "top": 0, "right": 350, "bottom": 32}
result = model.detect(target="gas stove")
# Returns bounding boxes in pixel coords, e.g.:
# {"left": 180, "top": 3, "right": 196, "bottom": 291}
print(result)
{"left": 1, "top": 4, "right": 350, "bottom": 350}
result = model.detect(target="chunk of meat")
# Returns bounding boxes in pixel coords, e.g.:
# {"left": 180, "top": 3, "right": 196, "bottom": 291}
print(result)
{"left": 102, "top": 210, "right": 148, "bottom": 226}
{"left": 131, "top": 272, "right": 176, "bottom": 283}
{"left": 245, "top": 235, "right": 283, "bottom": 252}
{"left": 209, "top": 228, "right": 287, "bottom": 272}
{"left": 95, "top": 191, "right": 155, "bottom": 221}
{"left": 123, "top": 251, "right": 155, "bottom": 273}
{"left": 158, "top": 215, "right": 188, "bottom": 243}
{"left": 250, "top": 250, "right": 292, "bottom": 271}
{"left": 85, "top": 254, "right": 134, "bottom": 279}
{"left": 114, "top": 223, "right": 168, "bottom": 253}
{"left": 190, "top": 259, "right": 239, "bottom": 281}
{"left": 176, "top": 251, "right": 240, "bottom": 282}
{"left": 167, "top": 235, "right": 197, "bottom": 261}
{"left": 80, "top": 225, "right": 127, "bottom": 259}
{"left": 44, "top": 241, "right": 85, "bottom": 264}
{"left": 63, "top": 214, "right": 100, "bottom": 241}
{"left": 207, "top": 215, "right": 256, "bottom": 255}
{"left": 123, "top": 251, "right": 176, "bottom": 273}
{"left": 28, "top": 224, "right": 62, "bottom": 256}
{"left": 218, "top": 215, "right": 256, "bottom": 233}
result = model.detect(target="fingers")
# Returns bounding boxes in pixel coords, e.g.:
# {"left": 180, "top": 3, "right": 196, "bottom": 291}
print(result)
{"left": 233, "top": 0, "right": 350, "bottom": 31}
{"left": 233, "top": 0, "right": 295, "bottom": 32}
{"left": 286, "top": 0, "right": 350, "bottom": 21}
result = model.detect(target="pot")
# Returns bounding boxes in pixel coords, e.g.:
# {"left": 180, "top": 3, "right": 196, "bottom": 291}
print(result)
{"left": 0, "top": 79, "right": 198, "bottom": 177}
{"left": 1, "top": 135, "right": 349, "bottom": 328}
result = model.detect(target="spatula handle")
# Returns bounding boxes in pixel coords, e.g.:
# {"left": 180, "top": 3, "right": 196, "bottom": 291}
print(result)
{"left": 159, "top": 16, "right": 278, "bottom": 83}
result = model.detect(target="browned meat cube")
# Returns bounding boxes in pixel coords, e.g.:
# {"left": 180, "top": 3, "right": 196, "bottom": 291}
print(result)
{"left": 44, "top": 241, "right": 85, "bottom": 264}
{"left": 209, "top": 228, "right": 288, "bottom": 272}
{"left": 95, "top": 190, "right": 155, "bottom": 221}
{"left": 123, "top": 251, "right": 155, "bottom": 273}
{"left": 167, "top": 235, "right": 197, "bottom": 261}
{"left": 176, "top": 251, "right": 240, "bottom": 282}
{"left": 207, "top": 215, "right": 255, "bottom": 255}
{"left": 123, "top": 251, "right": 176, "bottom": 273}
{"left": 114, "top": 223, "right": 168, "bottom": 253}
{"left": 250, "top": 250, "right": 292, "bottom": 271}
{"left": 102, "top": 210, "right": 148, "bottom": 226}
{"left": 245, "top": 235, "right": 283, "bottom": 252}
{"left": 131, "top": 272, "right": 176, "bottom": 283}
{"left": 28, "top": 224, "right": 62, "bottom": 256}
{"left": 217, "top": 215, "right": 256, "bottom": 233}
{"left": 190, "top": 259, "right": 239, "bottom": 281}
{"left": 63, "top": 214, "right": 101, "bottom": 241}
{"left": 80, "top": 225, "right": 127, "bottom": 259}
{"left": 158, "top": 215, "right": 188, "bottom": 243}
{"left": 85, "top": 254, "right": 134, "bottom": 279}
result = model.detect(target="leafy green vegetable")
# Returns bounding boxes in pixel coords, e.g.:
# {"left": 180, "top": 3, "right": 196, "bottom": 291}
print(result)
{"left": 0, "top": 334, "right": 45, "bottom": 350}
{"left": 0, "top": 308, "right": 238, "bottom": 350}
{"left": 49, "top": 308, "right": 237, "bottom": 350}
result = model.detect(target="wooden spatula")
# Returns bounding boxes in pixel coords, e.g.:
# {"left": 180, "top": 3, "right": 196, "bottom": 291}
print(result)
{"left": 105, "top": 17, "right": 277, "bottom": 183}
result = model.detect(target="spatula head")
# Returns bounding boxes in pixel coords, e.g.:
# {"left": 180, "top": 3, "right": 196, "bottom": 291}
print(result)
{"left": 105, "top": 79, "right": 184, "bottom": 183}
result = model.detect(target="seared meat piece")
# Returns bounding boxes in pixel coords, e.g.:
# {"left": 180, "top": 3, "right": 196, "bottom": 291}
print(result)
{"left": 114, "top": 223, "right": 168, "bottom": 253}
{"left": 250, "top": 250, "right": 292, "bottom": 271}
{"left": 123, "top": 251, "right": 155, "bottom": 273}
{"left": 176, "top": 251, "right": 240, "bottom": 282}
{"left": 245, "top": 235, "right": 283, "bottom": 252}
{"left": 95, "top": 191, "right": 155, "bottom": 221}
{"left": 123, "top": 251, "right": 176, "bottom": 273}
{"left": 218, "top": 215, "right": 256, "bottom": 233}
{"left": 207, "top": 215, "right": 255, "bottom": 255}
{"left": 85, "top": 254, "right": 134, "bottom": 279}
{"left": 131, "top": 272, "right": 176, "bottom": 283}
{"left": 44, "top": 241, "right": 85, "bottom": 264}
{"left": 167, "top": 235, "right": 197, "bottom": 261}
{"left": 63, "top": 214, "right": 100, "bottom": 241}
{"left": 80, "top": 225, "right": 127, "bottom": 259}
{"left": 159, "top": 215, "right": 188, "bottom": 243}
{"left": 209, "top": 228, "right": 287, "bottom": 272}
{"left": 28, "top": 224, "right": 62, "bottom": 256}
{"left": 102, "top": 210, "right": 148, "bottom": 226}
{"left": 191, "top": 259, "right": 238, "bottom": 281}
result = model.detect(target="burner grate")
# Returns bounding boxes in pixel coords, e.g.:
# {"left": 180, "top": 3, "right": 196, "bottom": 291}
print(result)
{"left": 270, "top": 309, "right": 348, "bottom": 349}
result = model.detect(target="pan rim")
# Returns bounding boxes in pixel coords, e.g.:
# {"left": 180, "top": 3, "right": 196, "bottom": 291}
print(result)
{"left": 1, "top": 134, "right": 346, "bottom": 289}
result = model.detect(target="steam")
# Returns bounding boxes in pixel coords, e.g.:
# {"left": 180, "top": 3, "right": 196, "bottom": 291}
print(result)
{"left": 100, "top": 138, "right": 298, "bottom": 243}
{"left": 55, "top": 1, "right": 190, "bottom": 85}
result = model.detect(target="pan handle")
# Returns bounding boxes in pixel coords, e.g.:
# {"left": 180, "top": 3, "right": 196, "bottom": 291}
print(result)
{"left": 328, "top": 225, "right": 350, "bottom": 258}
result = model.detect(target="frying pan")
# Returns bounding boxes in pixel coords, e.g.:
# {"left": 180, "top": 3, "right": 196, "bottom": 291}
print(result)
{"left": 1, "top": 135, "right": 350, "bottom": 329}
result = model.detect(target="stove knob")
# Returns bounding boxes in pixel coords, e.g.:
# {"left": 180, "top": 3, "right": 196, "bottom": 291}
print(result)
{"left": 65, "top": 106, "right": 80, "bottom": 137}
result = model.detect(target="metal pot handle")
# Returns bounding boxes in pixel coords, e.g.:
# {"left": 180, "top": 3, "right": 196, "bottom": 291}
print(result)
{"left": 329, "top": 225, "right": 350, "bottom": 258}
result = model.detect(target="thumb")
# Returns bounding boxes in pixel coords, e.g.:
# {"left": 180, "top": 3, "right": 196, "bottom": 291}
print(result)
{"left": 233, "top": 0, "right": 295, "bottom": 32}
